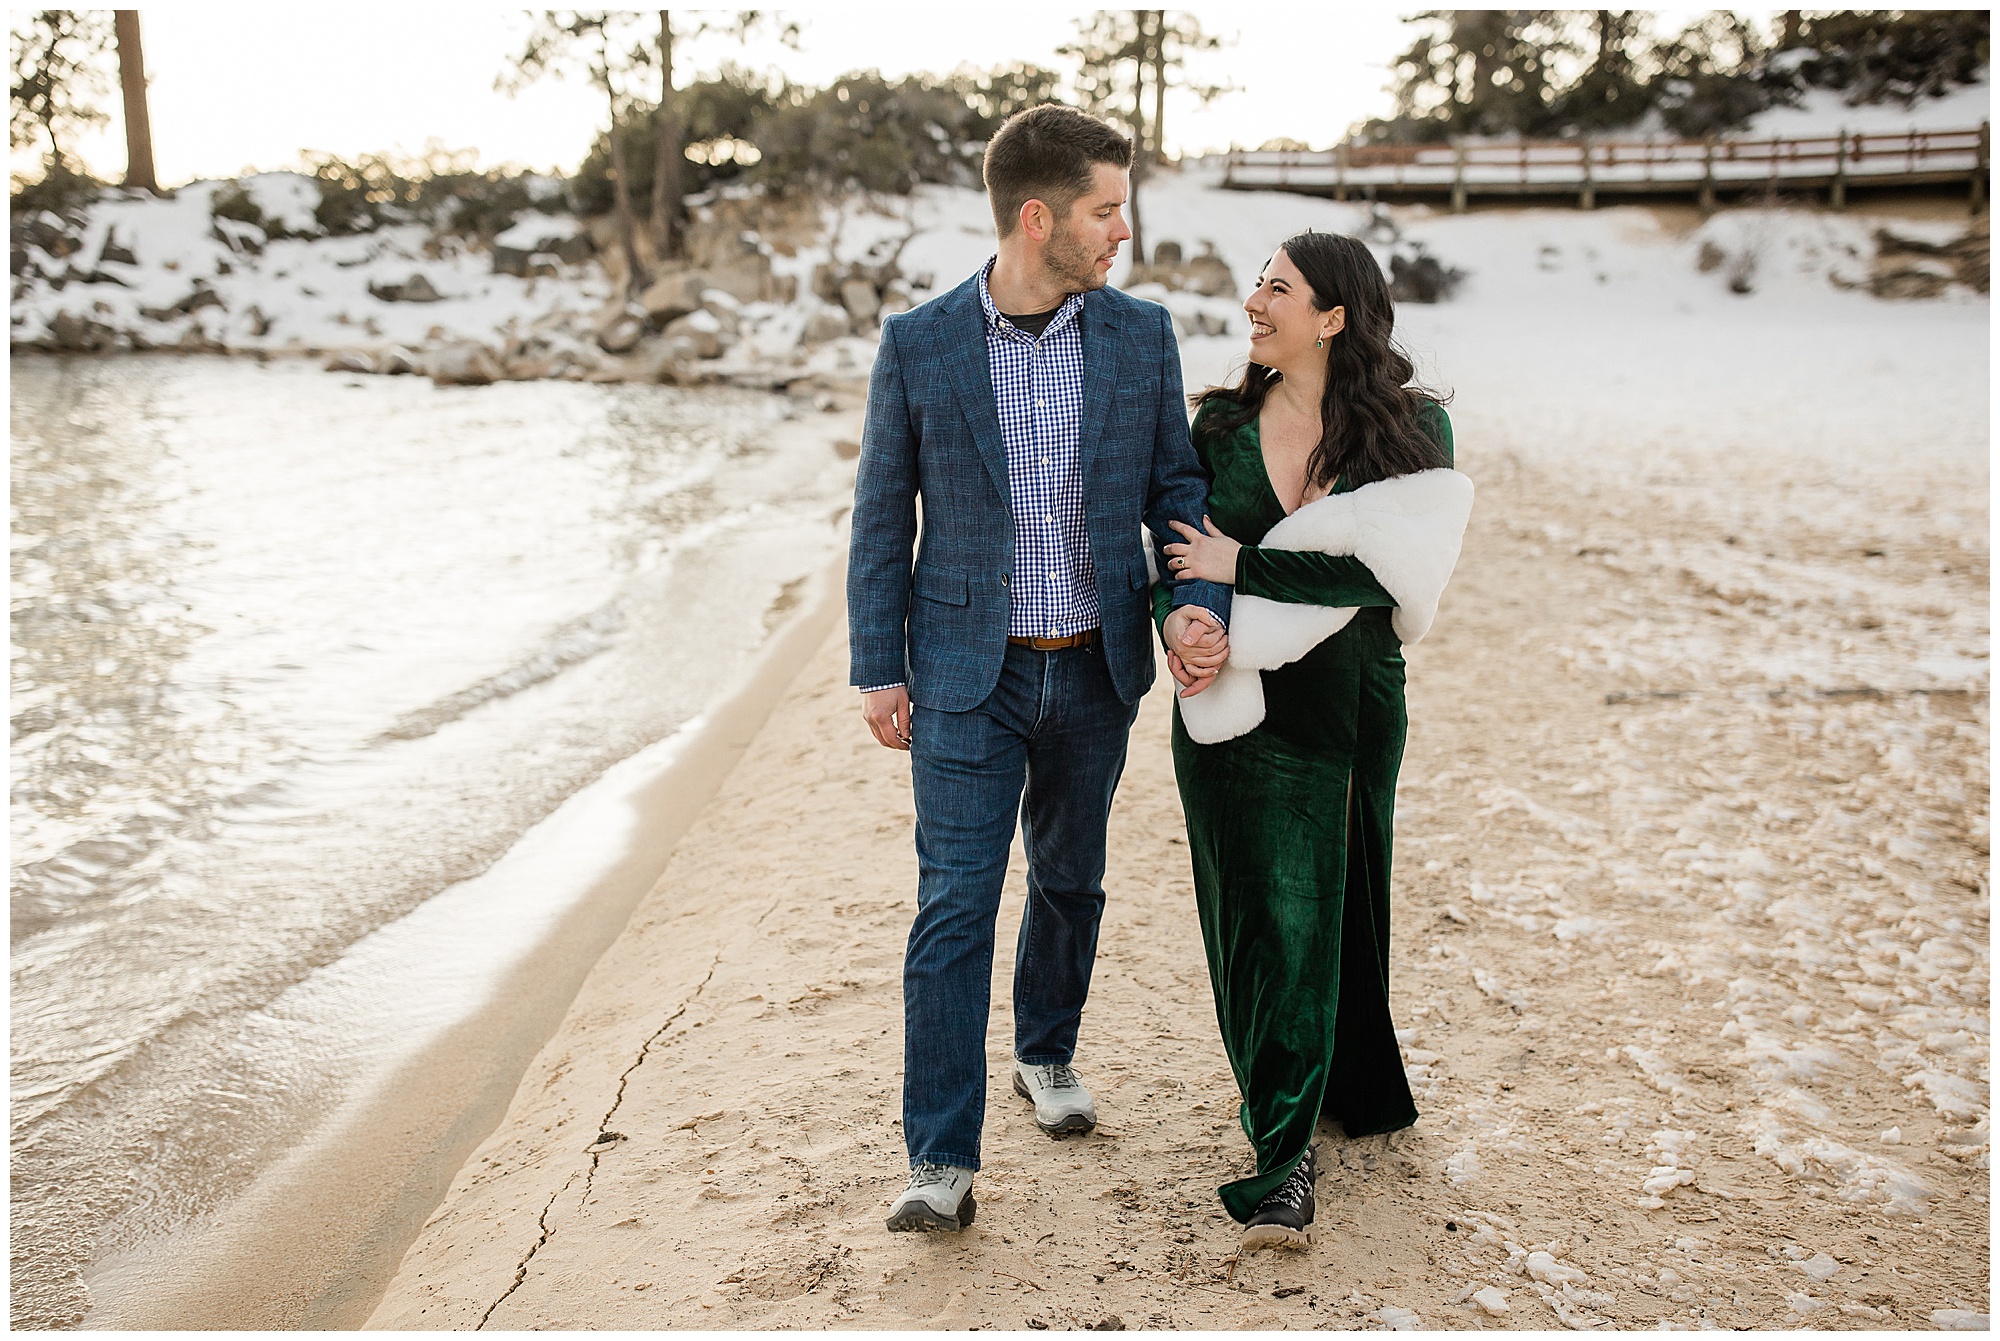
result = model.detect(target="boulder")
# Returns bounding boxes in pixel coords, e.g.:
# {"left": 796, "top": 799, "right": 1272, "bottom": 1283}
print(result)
{"left": 878, "top": 279, "right": 915, "bottom": 319}
{"left": 698, "top": 288, "right": 742, "bottom": 336}
{"left": 660, "top": 310, "right": 726, "bottom": 359}
{"left": 97, "top": 230, "right": 138, "bottom": 267}
{"left": 378, "top": 346, "right": 422, "bottom": 375}
{"left": 640, "top": 269, "right": 709, "bottom": 325}
{"left": 492, "top": 214, "right": 594, "bottom": 276}
{"left": 12, "top": 212, "right": 78, "bottom": 258}
{"left": 597, "top": 309, "right": 647, "bottom": 354}
{"left": 62, "top": 263, "right": 130, "bottom": 289}
{"left": 427, "top": 343, "right": 503, "bottom": 386}
{"left": 141, "top": 282, "right": 223, "bottom": 322}
{"left": 548, "top": 233, "right": 593, "bottom": 266}
{"left": 1181, "top": 309, "right": 1231, "bottom": 337}
{"left": 1870, "top": 265, "right": 1952, "bottom": 301}
{"left": 324, "top": 349, "right": 376, "bottom": 373}
{"left": 1388, "top": 249, "right": 1462, "bottom": 304}
{"left": 639, "top": 335, "right": 699, "bottom": 383}
{"left": 801, "top": 305, "right": 853, "bottom": 346}
{"left": 500, "top": 351, "right": 556, "bottom": 380}
{"left": 1179, "top": 246, "right": 1237, "bottom": 298}
{"left": 810, "top": 261, "right": 842, "bottom": 304}
{"left": 370, "top": 273, "right": 443, "bottom": 303}
{"left": 210, "top": 218, "right": 264, "bottom": 256}
{"left": 1150, "top": 239, "right": 1184, "bottom": 271}
{"left": 46, "top": 310, "right": 114, "bottom": 351}
{"left": 840, "top": 277, "right": 882, "bottom": 327}
{"left": 705, "top": 251, "right": 774, "bottom": 305}
{"left": 175, "top": 323, "right": 222, "bottom": 353}
{"left": 1873, "top": 222, "right": 1989, "bottom": 296}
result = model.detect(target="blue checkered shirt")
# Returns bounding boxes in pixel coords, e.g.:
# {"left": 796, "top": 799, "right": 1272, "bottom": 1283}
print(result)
{"left": 860, "top": 258, "right": 1096, "bottom": 693}
{"left": 976, "top": 258, "right": 1096, "bottom": 640}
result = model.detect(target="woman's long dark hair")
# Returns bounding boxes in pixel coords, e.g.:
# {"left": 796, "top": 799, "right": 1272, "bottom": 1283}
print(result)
{"left": 1194, "top": 231, "right": 1450, "bottom": 489}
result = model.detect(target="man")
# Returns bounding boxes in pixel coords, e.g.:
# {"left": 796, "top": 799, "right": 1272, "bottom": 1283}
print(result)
{"left": 847, "top": 103, "right": 1230, "bottom": 1233}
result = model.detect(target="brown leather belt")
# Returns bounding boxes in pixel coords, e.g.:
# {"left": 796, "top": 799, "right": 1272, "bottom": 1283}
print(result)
{"left": 1008, "top": 629, "right": 1098, "bottom": 651}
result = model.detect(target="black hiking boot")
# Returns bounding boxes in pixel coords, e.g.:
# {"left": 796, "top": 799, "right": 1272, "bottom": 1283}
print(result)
{"left": 1240, "top": 1145, "right": 1316, "bottom": 1251}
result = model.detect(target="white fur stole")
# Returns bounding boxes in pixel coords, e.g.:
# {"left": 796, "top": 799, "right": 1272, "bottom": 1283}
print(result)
{"left": 1164, "top": 468, "right": 1474, "bottom": 745}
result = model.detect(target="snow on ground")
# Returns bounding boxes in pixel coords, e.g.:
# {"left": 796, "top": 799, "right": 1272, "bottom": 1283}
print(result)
{"left": 11, "top": 180, "right": 612, "bottom": 354}
{"left": 1736, "top": 73, "right": 1991, "bottom": 139}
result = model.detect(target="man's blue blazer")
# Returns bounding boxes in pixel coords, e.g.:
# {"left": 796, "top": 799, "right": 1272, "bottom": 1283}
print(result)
{"left": 847, "top": 272, "right": 1231, "bottom": 713}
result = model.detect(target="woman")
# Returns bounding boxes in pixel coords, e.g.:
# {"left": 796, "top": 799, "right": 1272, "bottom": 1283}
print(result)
{"left": 1157, "top": 230, "right": 1464, "bottom": 1251}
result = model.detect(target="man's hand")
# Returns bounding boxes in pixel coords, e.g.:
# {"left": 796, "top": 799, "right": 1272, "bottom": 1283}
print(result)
{"left": 1162, "top": 606, "right": 1229, "bottom": 698}
{"left": 862, "top": 686, "right": 912, "bottom": 750}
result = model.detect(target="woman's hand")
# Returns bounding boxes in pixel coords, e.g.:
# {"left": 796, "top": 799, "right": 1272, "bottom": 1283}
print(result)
{"left": 1163, "top": 517, "right": 1242, "bottom": 585}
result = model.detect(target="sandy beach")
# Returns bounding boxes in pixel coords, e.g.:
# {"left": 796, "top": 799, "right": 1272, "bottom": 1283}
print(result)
{"left": 365, "top": 415, "right": 1988, "bottom": 1329}
{"left": 11, "top": 12, "right": 1990, "bottom": 1328}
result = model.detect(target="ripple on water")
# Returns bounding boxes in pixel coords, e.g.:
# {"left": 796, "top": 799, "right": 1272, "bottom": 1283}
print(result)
{"left": 8, "top": 353, "right": 853, "bottom": 1327}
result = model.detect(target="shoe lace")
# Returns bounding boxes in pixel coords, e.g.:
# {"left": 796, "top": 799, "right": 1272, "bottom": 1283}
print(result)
{"left": 1261, "top": 1153, "right": 1314, "bottom": 1214}
{"left": 1040, "top": 1063, "right": 1082, "bottom": 1092}
{"left": 910, "top": 1163, "right": 957, "bottom": 1189}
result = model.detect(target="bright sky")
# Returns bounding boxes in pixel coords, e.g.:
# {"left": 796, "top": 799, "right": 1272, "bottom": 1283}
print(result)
{"left": 43, "top": 5, "right": 1430, "bottom": 186}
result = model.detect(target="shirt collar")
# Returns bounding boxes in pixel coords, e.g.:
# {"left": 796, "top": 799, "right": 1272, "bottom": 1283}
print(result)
{"left": 976, "top": 256, "right": 1084, "bottom": 340}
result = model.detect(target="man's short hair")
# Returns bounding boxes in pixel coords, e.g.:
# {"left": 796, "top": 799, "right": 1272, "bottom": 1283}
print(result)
{"left": 981, "top": 104, "right": 1133, "bottom": 238}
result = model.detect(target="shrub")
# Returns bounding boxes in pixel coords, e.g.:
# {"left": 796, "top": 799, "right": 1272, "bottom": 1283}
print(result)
{"left": 294, "top": 146, "right": 559, "bottom": 240}
{"left": 572, "top": 66, "right": 777, "bottom": 216}
{"left": 9, "top": 163, "right": 99, "bottom": 219}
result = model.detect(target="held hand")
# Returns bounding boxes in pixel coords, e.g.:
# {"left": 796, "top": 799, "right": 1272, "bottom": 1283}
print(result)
{"left": 862, "top": 686, "right": 912, "bottom": 751}
{"left": 1162, "top": 607, "right": 1228, "bottom": 697}
{"left": 1168, "top": 648, "right": 1222, "bottom": 696}
{"left": 1164, "top": 605, "right": 1229, "bottom": 670}
{"left": 1163, "top": 516, "right": 1242, "bottom": 585}
{"left": 1178, "top": 620, "right": 1229, "bottom": 674}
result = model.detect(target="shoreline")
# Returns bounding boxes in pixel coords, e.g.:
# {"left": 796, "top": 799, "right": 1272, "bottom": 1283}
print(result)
{"left": 76, "top": 540, "right": 853, "bottom": 1330}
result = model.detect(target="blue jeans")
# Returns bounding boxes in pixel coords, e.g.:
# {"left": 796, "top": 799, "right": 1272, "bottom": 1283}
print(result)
{"left": 902, "top": 638, "right": 1139, "bottom": 1170}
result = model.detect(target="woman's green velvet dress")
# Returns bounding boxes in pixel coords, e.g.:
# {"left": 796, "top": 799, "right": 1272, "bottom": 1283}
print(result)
{"left": 1155, "top": 401, "right": 1453, "bottom": 1222}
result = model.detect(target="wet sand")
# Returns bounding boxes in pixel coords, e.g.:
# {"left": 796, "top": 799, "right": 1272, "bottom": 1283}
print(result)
{"left": 78, "top": 556, "right": 852, "bottom": 1329}
{"left": 365, "top": 442, "right": 1988, "bottom": 1330}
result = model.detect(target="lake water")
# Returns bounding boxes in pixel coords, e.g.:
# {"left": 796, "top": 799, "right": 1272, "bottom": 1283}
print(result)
{"left": 9, "top": 354, "right": 853, "bottom": 1327}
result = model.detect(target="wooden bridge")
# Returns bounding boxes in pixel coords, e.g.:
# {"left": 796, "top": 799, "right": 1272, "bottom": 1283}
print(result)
{"left": 1222, "top": 124, "right": 1991, "bottom": 212}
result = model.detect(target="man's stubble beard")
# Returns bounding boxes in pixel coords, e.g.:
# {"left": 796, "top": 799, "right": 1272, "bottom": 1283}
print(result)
{"left": 1043, "top": 215, "right": 1110, "bottom": 295}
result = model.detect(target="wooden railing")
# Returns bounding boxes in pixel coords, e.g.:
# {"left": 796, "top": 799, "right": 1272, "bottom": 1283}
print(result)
{"left": 1223, "top": 123, "right": 1991, "bottom": 211}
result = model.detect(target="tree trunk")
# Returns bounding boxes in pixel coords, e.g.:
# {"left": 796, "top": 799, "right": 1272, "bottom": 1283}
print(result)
{"left": 1150, "top": 10, "right": 1167, "bottom": 165}
{"left": 607, "top": 112, "right": 647, "bottom": 298}
{"left": 651, "top": 11, "right": 683, "bottom": 262}
{"left": 113, "top": 11, "right": 156, "bottom": 193}
{"left": 1127, "top": 12, "right": 1149, "bottom": 269}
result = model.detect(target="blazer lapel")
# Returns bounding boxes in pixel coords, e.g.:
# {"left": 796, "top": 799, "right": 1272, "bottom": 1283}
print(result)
{"left": 934, "top": 280, "right": 1012, "bottom": 508}
{"left": 1077, "top": 290, "right": 1120, "bottom": 474}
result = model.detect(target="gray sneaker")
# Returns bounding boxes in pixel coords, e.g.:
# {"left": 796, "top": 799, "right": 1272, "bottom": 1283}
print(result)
{"left": 885, "top": 1162, "right": 976, "bottom": 1232}
{"left": 1013, "top": 1061, "right": 1097, "bottom": 1135}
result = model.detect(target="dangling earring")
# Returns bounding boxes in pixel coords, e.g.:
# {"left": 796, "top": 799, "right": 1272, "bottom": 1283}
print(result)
{"left": 1316, "top": 336, "right": 1325, "bottom": 349}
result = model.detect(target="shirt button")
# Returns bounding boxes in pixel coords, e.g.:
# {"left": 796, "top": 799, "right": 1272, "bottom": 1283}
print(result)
{"left": 1036, "top": 399, "right": 1045, "bottom": 408}
{"left": 1047, "top": 570, "right": 1058, "bottom": 580}
{"left": 1045, "top": 513, "right": 1054, "bottom": 523}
